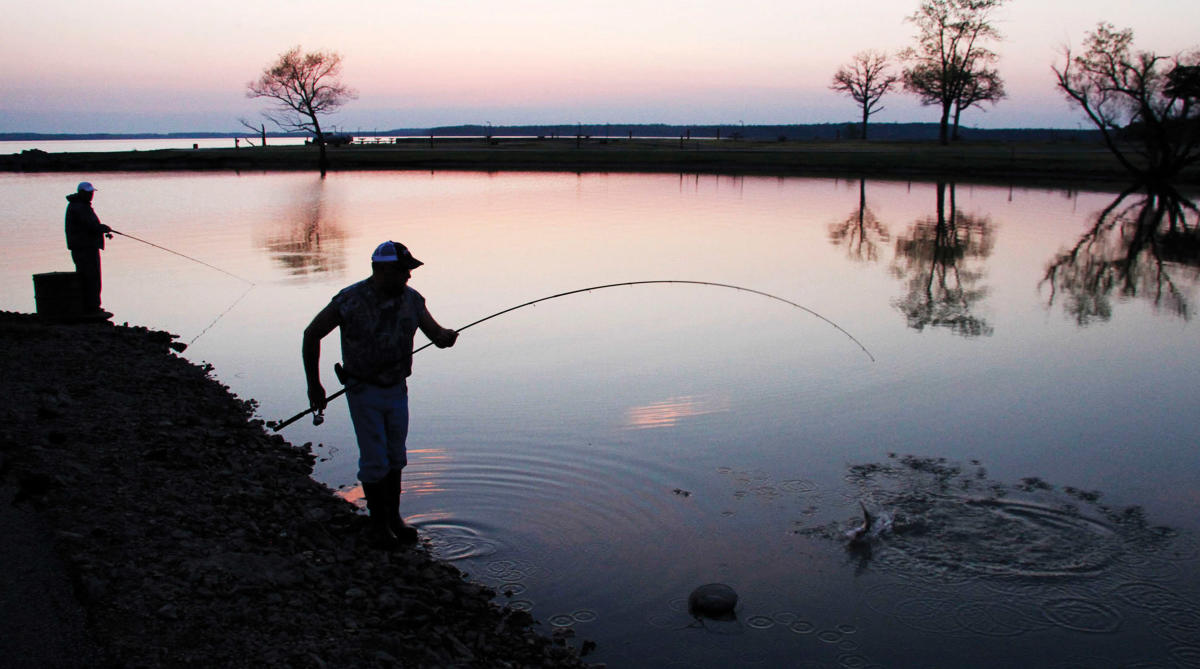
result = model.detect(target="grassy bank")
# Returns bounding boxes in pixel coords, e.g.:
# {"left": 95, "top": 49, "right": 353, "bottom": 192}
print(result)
{"left": 7, "top": 137, "right": 1190, "bottom": 187}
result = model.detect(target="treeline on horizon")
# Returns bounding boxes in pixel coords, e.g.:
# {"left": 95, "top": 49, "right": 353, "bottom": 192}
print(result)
{"left": 1, "top": 123, "right": 1100, "bottom": 143}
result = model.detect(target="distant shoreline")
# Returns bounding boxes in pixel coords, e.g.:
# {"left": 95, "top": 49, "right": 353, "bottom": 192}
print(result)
{"left": 0, "top": 122, "right": 1099, "bottom": 143}
{"left": 5, "top": 136, "right": 1190, "bottom": 189}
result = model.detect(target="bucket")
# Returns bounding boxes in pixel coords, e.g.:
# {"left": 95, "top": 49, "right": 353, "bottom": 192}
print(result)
{"left": 32, "top": 271, "right": 86, "bottom": 320}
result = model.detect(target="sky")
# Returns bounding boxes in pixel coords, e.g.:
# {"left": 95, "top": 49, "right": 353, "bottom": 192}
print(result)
{"left": 2, "top": 0, "right": 1198, "bottom": 133}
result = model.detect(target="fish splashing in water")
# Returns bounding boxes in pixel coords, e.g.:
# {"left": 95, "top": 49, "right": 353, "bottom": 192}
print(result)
{"left": 845, "top": 501, "right": 893, "bottom": 546}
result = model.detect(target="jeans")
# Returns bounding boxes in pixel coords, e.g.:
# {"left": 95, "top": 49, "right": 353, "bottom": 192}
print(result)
{"left": 346, "top": 381, "right": 409, "bottom": 483}
{"left": 71, "top": 248, "right": 102, "bottom": 311}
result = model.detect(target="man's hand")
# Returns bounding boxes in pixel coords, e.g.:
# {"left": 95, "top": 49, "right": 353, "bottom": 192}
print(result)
{"left": 308, "top": 383, "right": 328, "bottom": 411}
{"left": 434, "top": 328, "right": 459, "bottom": 349}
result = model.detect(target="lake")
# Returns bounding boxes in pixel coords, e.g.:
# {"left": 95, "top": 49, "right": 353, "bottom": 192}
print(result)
{"left": 3, "top": 169, "right": 1198, "bottom": 667}
{"left": 0, "top": 137, "right": 311, "bottom": 154}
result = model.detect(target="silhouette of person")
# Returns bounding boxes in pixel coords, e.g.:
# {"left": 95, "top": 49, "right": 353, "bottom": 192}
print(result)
{"left": 302, "top": 241, "right": 458, "bottom": 549}
{"left": 64, "top": 181, "right": 113, "bottom": 317}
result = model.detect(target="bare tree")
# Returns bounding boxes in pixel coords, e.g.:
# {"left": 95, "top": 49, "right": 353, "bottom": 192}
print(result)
{"left": 952, "top": 66, "right": 1005, "bottom": 140}
{"left": 247, "top": 46, "right": 356, "bottom": 174}
{"left": 831, "top": 51, "right": 900, "bottom": 140}
{"left": 901, "top": 0, "right": 1007, "bottom": 145}
{"left": 237, "top": 117, "right": 268, "bottom": 147}
{"left": 1053, "top": 23, "right": 1200, "bottom": 183}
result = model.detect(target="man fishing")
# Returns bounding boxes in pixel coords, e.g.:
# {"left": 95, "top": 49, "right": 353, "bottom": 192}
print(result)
{"left": 64, "top": 181, "right": 114, "bottom": 317}
{"left": 302, "top": 241, "right": 458, "bottom": 549}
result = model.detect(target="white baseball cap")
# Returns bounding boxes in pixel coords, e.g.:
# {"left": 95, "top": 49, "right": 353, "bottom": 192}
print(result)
{"left": 371, "top": 240, "right": 423, "bottom": 269}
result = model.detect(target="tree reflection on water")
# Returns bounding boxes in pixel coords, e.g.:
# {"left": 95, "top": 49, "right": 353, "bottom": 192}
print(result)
{"left": 828, "top": 179, "right": 891, "bottom": 263}
{"left": 890, "top": 181, "right": 995, "bottom": 337}
{"left": 1041, "top": 185, "right": 1200, "bottom": 325}
{"left": 258, "top": 177, "right": 347, "bottom": 279}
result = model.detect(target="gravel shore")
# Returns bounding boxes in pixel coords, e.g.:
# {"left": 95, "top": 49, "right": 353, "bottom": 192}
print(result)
{"left": 0, "top": 311, "right": 591, "bottom": 668}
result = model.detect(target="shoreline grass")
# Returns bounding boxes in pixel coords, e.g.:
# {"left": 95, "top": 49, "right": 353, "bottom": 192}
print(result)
{"left": 5, "top": 137, "right": 1196, "bottom": 189}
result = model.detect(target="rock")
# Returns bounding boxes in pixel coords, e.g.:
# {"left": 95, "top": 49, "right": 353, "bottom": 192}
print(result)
{"left": 687, "top": 583, "right": 739, "bottom": 620}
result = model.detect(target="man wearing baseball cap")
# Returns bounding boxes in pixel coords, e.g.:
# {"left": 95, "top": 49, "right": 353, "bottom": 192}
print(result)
{"left": 64, "top": 181, "right": 114, "bottom": 317}
{"left": 302, "top": 241, "right": 458, "bottom": 549}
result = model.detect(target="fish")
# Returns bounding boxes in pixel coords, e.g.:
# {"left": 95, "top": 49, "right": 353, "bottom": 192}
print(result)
{"left": 845, "top": 501, "right": 875, "bottom": 544}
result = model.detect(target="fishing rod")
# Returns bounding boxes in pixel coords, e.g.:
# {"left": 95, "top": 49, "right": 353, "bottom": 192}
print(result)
{"left": 110, "top": 229, "right": 256, "bottom": 285}
{"left": 270, "top": 280, "right": 874, "bottom": 432}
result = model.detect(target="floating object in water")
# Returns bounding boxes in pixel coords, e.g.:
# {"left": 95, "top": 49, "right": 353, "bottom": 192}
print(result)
{"left": 688, "top": 583, "right": 739, "bottom": 620}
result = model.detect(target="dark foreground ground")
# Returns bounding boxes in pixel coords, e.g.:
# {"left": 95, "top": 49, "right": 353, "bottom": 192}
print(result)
{"left": 7, "top": 137, "right": 1197, "bottom": 187}
{"left": 0, "top": 311, "right": 590, "bottom": 668}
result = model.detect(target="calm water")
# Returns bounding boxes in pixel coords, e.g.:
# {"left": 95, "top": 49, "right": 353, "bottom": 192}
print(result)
{"left": 0, "top": 137, "right": 310, "bottom": 153}
{"left": 3, "top": 170, "right": 1198, "bottom": 667}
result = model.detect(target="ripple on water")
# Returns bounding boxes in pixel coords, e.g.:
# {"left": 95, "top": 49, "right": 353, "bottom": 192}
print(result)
{"left": 779, "top": 479, "right": 819, "bottom": 494}
{"left": 789, "top": 620, "right": 816, "bottom": 635}
{"left": 771, "top": 611, "right": 798, "bottom": 625}
{"left": 954, "top": 600, "right": 1050, "bottom": 637}
{"left": 548, "top": 613, "right": 576, "bottom": 627}
{"left": 422, "top": 522, "right": 499, "bottom": 561}
{"left": 1111, "top": 581, "right": 1184, "bottom": 611}
{"left": 817, "top": 629, "right": 844, "bottom": 644}
{"left": 572, "top": 609, "right": 598, "bottom": 623}
{"left": 1161, "top": 530, "right": 1200, "bottom": 561}
{"left": 1152, "top": 606, "right": 1200, "bottom": 644}
{"left": 746, "top": 615, "right": 775, "bottom": 630}
{"left": 498, "top": 583, "right": 527, "bottom": 597}
{"left": 1040, "top": 598, "right": 1123, "bottom": 634}
{"left": 1169, "top": 643, "right": 1200, "bottom": 668}
{"left": 875, "top": 497, "right": 1124, "bottom": 581}
{"left": 885, "top": 597, "right": 965, "bottom": 635}
{"left": 646, "top": 612, "right": 681, "bottom": 630}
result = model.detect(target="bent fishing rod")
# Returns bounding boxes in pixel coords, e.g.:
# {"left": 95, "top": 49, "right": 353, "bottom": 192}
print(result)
{"left": 109, "top": 229, "right": 255, "bottom": 285}
{"left": 270, "top": 280, "right": 875, "bottom": 432}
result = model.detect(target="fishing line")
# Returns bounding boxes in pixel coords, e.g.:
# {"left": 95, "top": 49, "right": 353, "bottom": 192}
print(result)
{"left": 110, "top": 229, "right": 256, "bottom": 284}
{"left": 270, "top": 280, "right": 874, "bottom": 431}
{"left": 187, "top": 283, "right": 257, "bottom": 346}
{"left": 413, "top": 280, "right": 876, "bottom": 361}
{"left": 109, "top": 228, "right": 258, "bottom": 346}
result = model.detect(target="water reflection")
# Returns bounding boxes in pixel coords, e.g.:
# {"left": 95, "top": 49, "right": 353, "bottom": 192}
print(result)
{"left": 1042, "top": 186, "right": 1200, "bottom": 325}
{"left": 890, "top": 181, "right": 995, "bottom": 337}
{"left": 828, "top": 180, "right": 890, "bottom": 263}
{"left": 255, "top": 176, "right": 348, "bottom": 278}
{"left": 624, "top": 394, "right": 730, "bottom": 430}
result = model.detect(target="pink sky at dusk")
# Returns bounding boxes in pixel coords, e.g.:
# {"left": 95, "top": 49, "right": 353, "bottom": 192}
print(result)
{"left": 2, "top": 0, "right": 1197, "bottom": 133}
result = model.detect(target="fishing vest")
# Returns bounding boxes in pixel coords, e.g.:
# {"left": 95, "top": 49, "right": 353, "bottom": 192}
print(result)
{"left": 331, "top": 279, "right": 425, "bottom": 387}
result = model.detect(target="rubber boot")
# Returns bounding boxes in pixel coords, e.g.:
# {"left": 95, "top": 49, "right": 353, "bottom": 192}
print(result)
{"left": 385, "top": 470, "right": 419, "bottom": 544}
{"left": 361, "top": 479, "right": 401, "bottom": 550}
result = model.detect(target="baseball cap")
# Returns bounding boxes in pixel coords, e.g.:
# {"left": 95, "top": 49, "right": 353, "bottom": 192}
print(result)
{"left": 77, "top": 182, "right": 97, "bottom": 192}
{"left": 371, "top": 241, "right": 423, "bottom": 269}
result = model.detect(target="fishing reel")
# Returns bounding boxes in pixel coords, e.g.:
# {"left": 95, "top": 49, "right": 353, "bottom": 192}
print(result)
{"left": 312, "top": 362, "right": 348, "bottom": 427}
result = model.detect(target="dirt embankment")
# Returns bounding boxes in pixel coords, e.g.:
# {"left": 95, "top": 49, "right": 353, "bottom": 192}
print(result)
{"left": 6, "top": 139, "right": 1187, "bottom": 188}
{"left": 0, "top": 311, "right": 590, "bottom": 668}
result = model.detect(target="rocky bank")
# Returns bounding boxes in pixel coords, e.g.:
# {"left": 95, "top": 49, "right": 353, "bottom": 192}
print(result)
{"left": 0, "top": 311, "right": 591, "bottom": 668}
